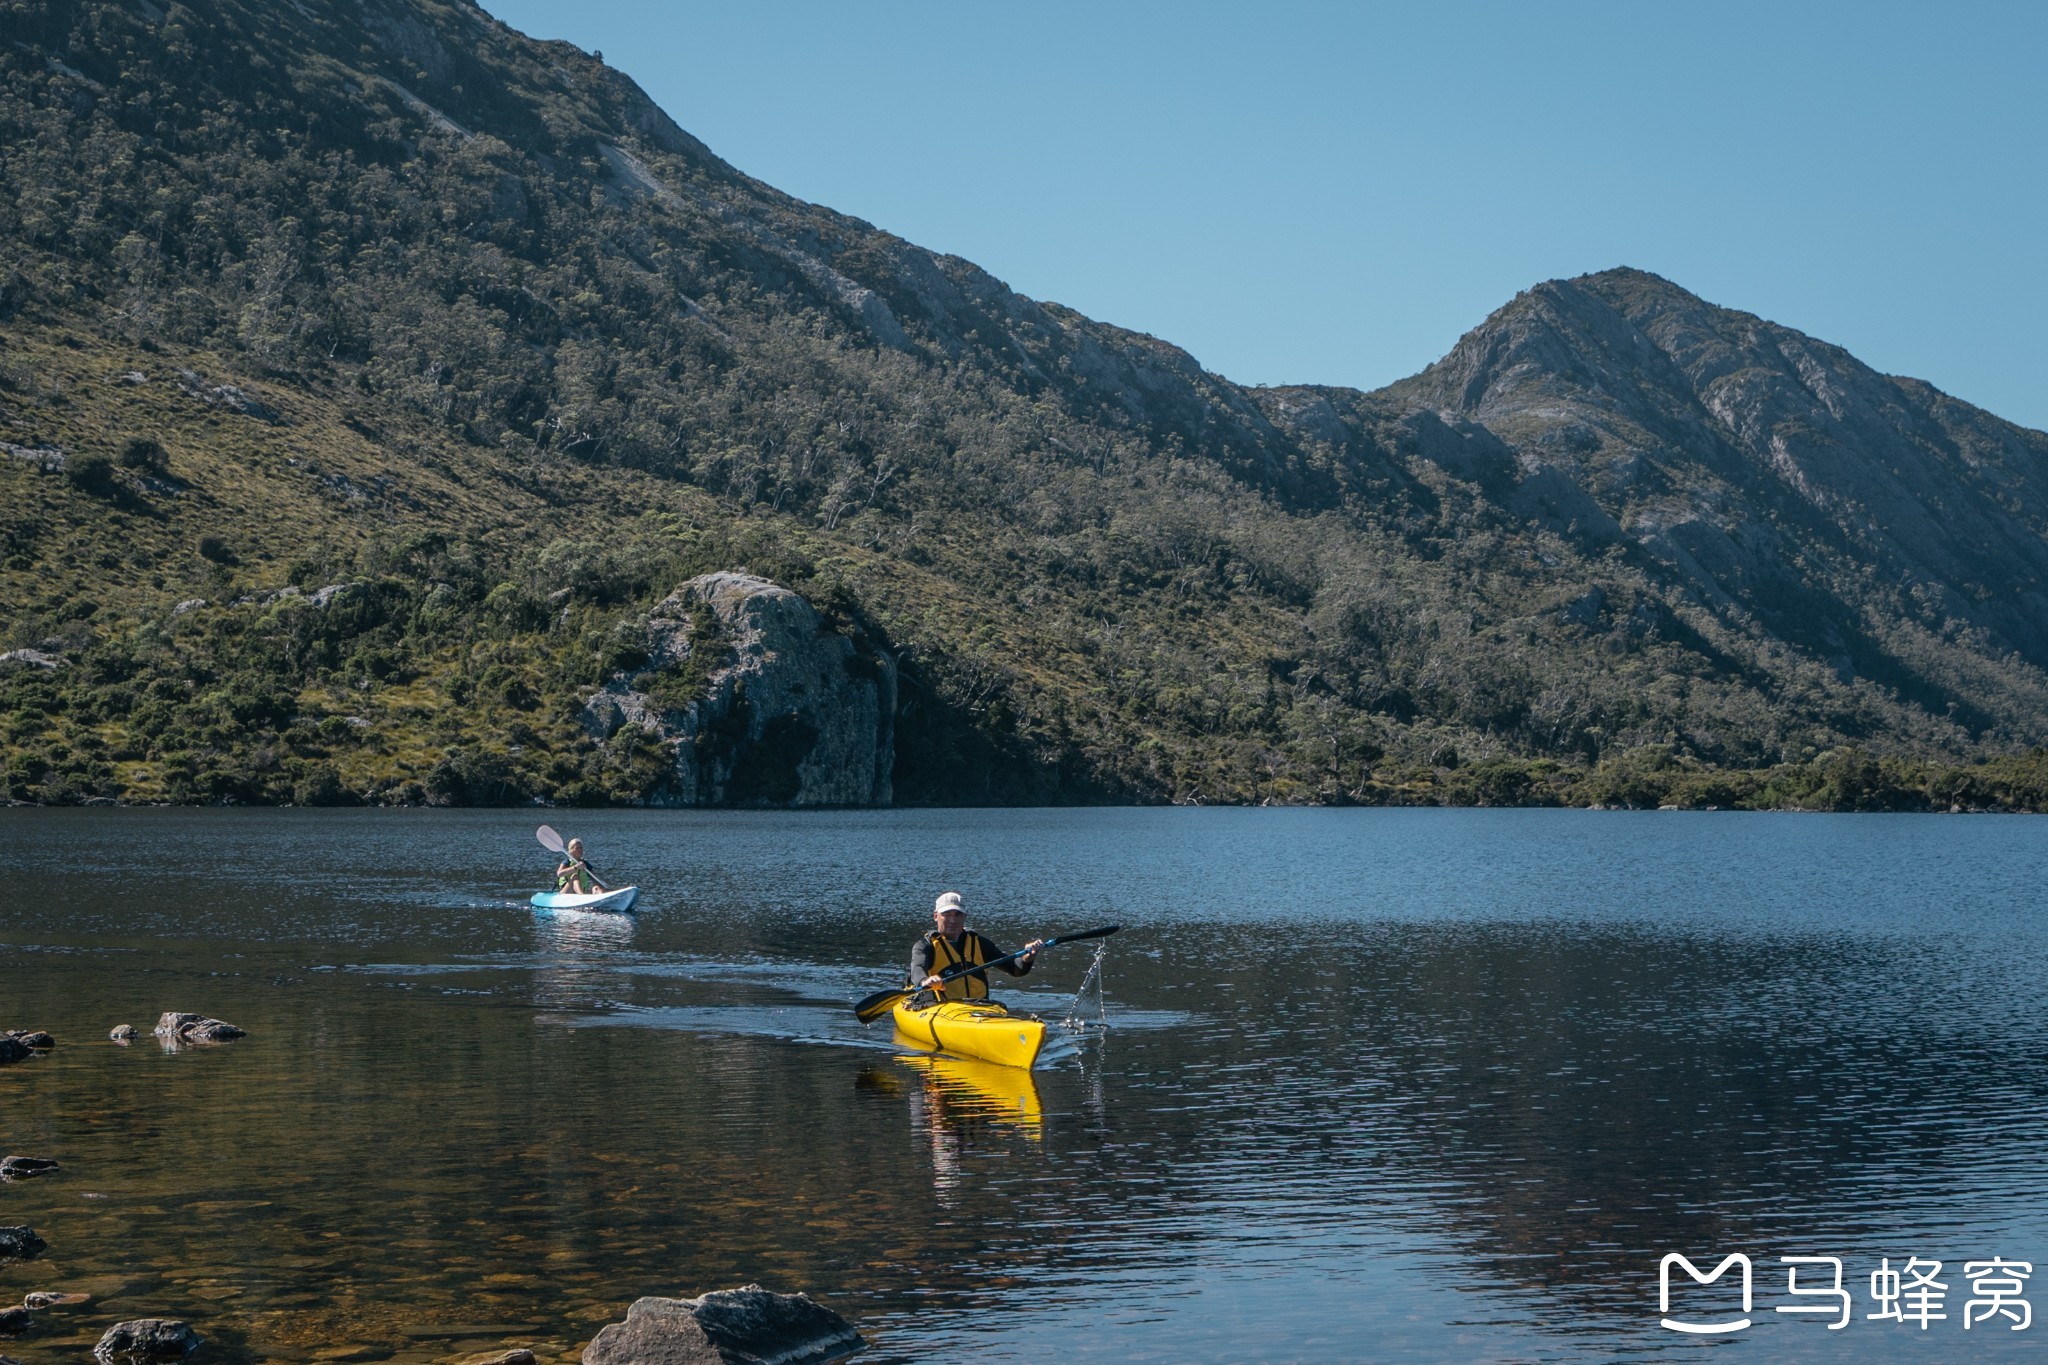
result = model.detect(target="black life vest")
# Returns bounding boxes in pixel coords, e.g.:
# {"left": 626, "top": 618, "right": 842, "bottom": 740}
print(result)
{"left": 928, "top": 930, "right": 988, "bottom": 1000}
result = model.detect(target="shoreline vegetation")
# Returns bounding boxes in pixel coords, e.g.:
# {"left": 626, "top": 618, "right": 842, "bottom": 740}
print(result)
{"left": 6, "top": 464, "right": 2048, "bottom": 813}
{"left": 6, "top": 507, "right": 2048, "bottom": 814}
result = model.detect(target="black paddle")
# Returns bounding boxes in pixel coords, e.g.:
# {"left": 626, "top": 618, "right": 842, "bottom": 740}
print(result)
{"left": 535, "top": 824, "right": 611, "bottom": 892}
{"left": 853, "top": 924, "right": 1121, "bottom": 1024}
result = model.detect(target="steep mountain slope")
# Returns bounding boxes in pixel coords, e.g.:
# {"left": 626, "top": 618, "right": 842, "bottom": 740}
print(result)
{"left": 1381, "top": 269, "right": 2048, "bottom": 729}
{"left": 1, "top": 0, "right": 2045, "bottom": 809}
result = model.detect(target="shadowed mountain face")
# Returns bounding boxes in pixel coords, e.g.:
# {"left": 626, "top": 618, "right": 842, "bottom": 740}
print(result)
{"left": 1, "top": 0, "right": 2045, "bottom": 807}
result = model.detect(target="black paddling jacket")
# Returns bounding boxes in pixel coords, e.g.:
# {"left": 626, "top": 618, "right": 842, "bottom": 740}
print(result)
{"left": 909, "top": 930, "right": 1033, "bottom": 1000}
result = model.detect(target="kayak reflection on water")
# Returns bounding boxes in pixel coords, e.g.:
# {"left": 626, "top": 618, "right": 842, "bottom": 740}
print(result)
{"left": 894, "top": 1051, "right": 1045, "bottom": 1133}
{"left": 859, "top": 1053, "right": 1045, "bottom": 1201}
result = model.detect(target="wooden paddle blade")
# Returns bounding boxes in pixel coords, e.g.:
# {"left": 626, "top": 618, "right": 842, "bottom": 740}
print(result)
{"left": 536, "top": 825, "right": 565, "bottom": 853}
{"left": 853, "top": 987, "right": 911, "bottom": 1025}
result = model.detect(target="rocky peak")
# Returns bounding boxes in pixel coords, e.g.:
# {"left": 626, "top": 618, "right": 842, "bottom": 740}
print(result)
{"left": 1381, "top": 267, "right": 2048, "bottom": 674}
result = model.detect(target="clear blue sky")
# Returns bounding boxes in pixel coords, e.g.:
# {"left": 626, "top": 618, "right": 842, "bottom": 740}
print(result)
{"left": 481, "top": 1, "right": 2048, "bottom": 430}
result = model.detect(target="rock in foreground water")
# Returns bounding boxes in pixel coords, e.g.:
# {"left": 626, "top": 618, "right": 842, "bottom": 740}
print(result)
{"left": 0, "top": 1308, "right": 29, "bottom": 1335}
{"left": 22, "top": 1291, "right": 89, "bottom": 1309}
{"left": 110, "top": 1025, "right": 137, "bottom": 1041}
{"left": 583, "top": 1285, "right": 862, "bottom": 1365}
{"left": 0, "top": 1031, "right": 52, "bottom": 1063}
{"left": 94, "top": 1319, "right": 201, "bottom": 1362}
{"left": 0, "top": 1157, "right": 59, "bottom": 1180}
{"left": 0, "top": 1227, "right": 46, "bottom": 1262}
{"left": 153, "top": 1013, "right": 247, "bottom": 1045}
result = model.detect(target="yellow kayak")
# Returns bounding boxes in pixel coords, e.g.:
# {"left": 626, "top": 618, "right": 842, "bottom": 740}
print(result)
{"left": 891, "top": 998, "right": 1047, "bottom": 1070}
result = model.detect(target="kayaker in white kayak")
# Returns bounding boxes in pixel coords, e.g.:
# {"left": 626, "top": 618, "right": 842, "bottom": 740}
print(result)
{"left": 554, "top": 838, "right": 608, "bottom": 895}
{"left": 911, "top": 892, "right": 1045, "bottom": 1000}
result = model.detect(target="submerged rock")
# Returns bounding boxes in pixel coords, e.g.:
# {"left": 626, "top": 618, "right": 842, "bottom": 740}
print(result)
{"left": 0, "top": 1031, "right": 52, "bottom": 1063}
{"left": 583, "top": 1284, "right": 862, "bottom": 1365}
{"left": 21, "top": 1291, "right": 89, "bottom": 1309}
{"left": 0, "top": 1227, "right": 46, "bottom": 1262}
{"left": 152, "top": 1013, "right": 247, "bottom": 1045}
{"left": 581, "top": 572, "right": 896, "bottom": 808}
{"left": 0, "top": 1157, "right": 59, "bottom": 1180}
{"left": 110, "top": 1025, "right": 137, "bottom": 1042}
{"left": 94, "top": 1319, "right": 201, "bottom": 1362}
{"left": 0, "top": 1308, "right": 28, "bottom": 1335}
{"left": 458, "top": 1352, "right": 536, "bottom": 1365}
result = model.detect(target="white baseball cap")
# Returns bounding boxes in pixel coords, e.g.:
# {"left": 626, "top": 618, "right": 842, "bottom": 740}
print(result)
{"left": 933, "top": 891, "right": 965, "bottom": 915}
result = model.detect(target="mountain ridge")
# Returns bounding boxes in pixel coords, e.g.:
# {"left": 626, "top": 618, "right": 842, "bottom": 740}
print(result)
{"left": 2, "top": 0, "right": 2046, "bottom": 810}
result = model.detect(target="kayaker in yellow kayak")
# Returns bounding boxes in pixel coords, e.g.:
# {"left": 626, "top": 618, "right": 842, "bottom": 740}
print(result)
{"left": 554, "top": 838, "right": 608, "bottom": 895}
{"left": 911, "top": 892, "right": 1044, "bottom": 1000}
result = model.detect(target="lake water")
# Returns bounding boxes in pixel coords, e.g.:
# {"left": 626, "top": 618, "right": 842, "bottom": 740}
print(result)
{"left": 2, "top": 807, "right": 2045, "bottom": 1362}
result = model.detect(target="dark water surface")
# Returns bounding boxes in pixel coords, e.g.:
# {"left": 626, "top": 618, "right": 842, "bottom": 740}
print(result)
{"left": 2, "top": 808, "right": 2045, "bottom": 1362}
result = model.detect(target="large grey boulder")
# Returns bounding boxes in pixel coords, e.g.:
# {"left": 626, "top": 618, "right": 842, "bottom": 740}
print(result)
{"left": 153, "top": 1013, "right": 246, "bottom": 1045}
{"left": 582, "top": 1285, "right": 862, "bottom": 1365}
{"left": 94, "top": 1319, "right": 201, "bottom": 1361}
{"left": 582, "top": 573, "right": 895, "bottom": 807}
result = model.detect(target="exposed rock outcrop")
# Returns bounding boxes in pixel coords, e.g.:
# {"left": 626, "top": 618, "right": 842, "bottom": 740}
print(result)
{"left": 153, "top": 1013, "right": 246, "bottom": 1045}
{"left": 582, "top": 573, "right": 895, "bottom": 807}
{"left": 110, "top": 1025, "right": 137, "bottom": 1041}
{"left": 94, "top": 1319, "right": 201, "bottom": 1362}
{"left": 0, "top": 1158, "right": 59, "bottom": 1180}
{"left": 582, "top": 1285, "right": 862, "bottom": 1365}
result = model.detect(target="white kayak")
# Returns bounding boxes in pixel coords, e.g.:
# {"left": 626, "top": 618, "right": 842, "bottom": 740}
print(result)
{"left": 530, "top": 886, "right": 639, "bottom": 913}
